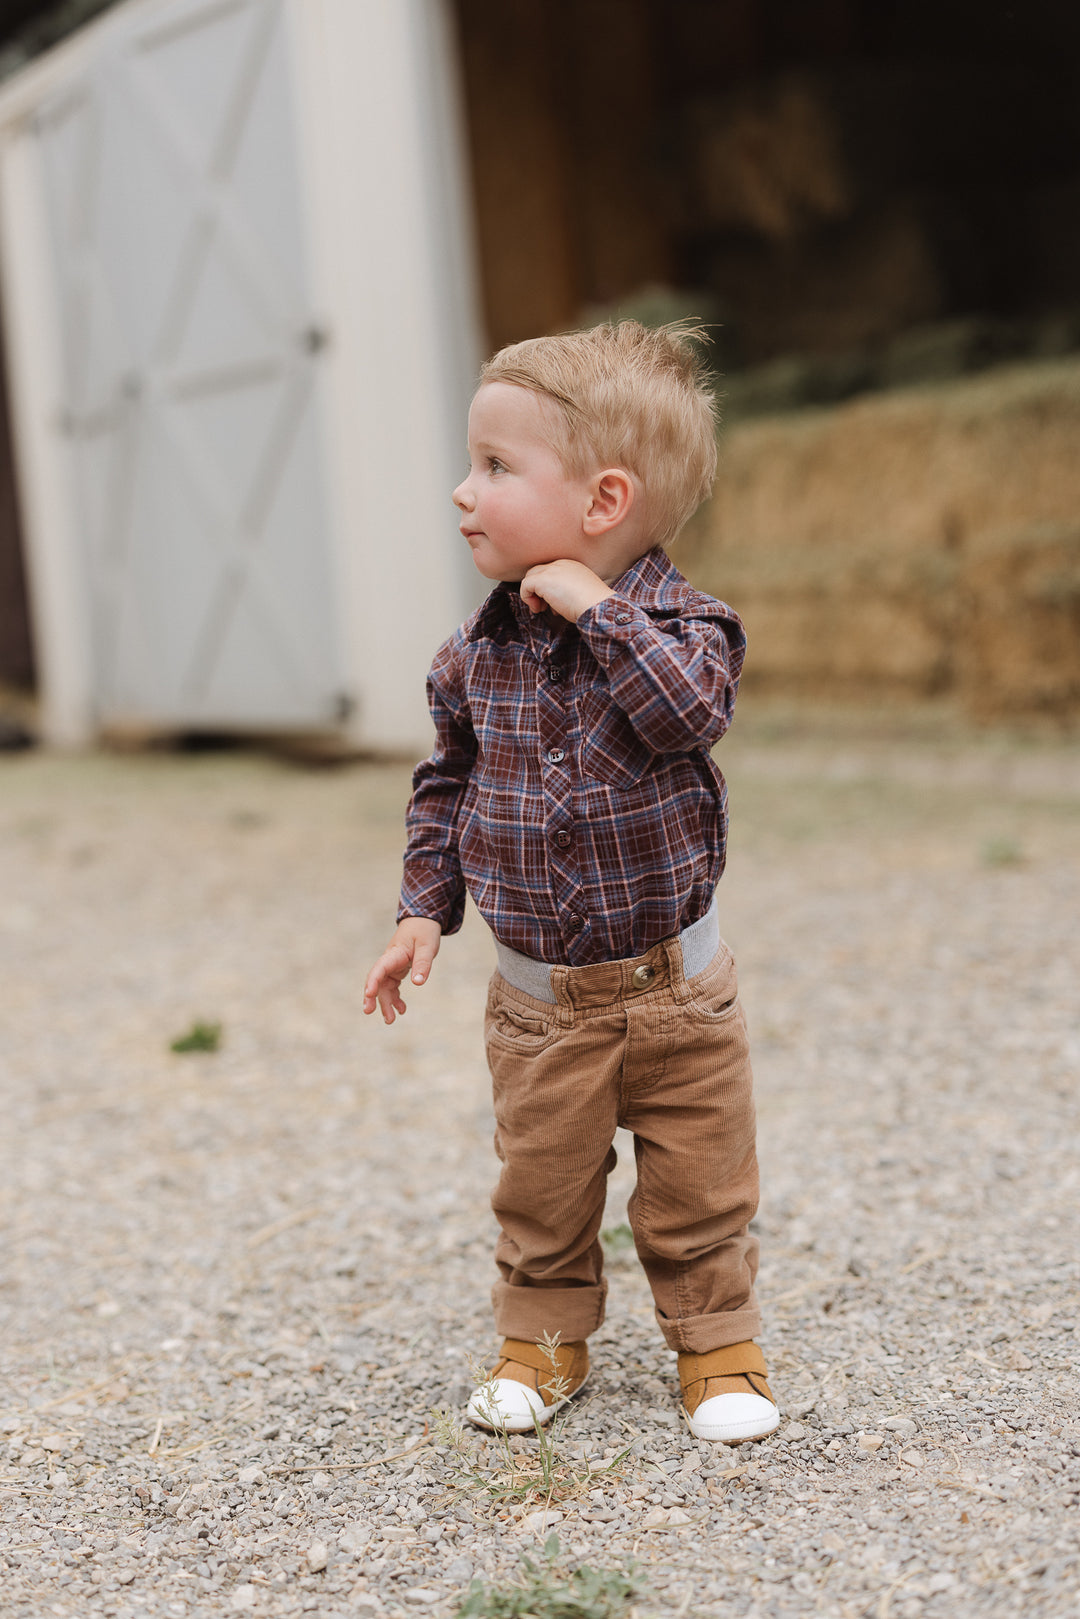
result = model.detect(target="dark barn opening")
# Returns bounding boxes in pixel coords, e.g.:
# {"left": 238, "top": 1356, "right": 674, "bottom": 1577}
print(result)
{"left": 453, "top": 0, "right": 1080, "bottom": 398}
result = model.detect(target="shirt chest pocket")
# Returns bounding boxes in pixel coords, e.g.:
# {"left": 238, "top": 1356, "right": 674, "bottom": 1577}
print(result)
{"left": 472, "top": 692, "right": 539, "bottom": 777}
{"left": 579, "top": 687, "right": 653, "bottom": 789}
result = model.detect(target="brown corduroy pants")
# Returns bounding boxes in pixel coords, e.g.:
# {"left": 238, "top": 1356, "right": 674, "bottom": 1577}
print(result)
{"left": 485, "top": 931, "right": 761, "bottom": 1354}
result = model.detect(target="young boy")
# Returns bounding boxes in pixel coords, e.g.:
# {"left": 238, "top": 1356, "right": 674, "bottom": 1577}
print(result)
{"left": 363, "top": 321, "right": 778, "bottom": 1445}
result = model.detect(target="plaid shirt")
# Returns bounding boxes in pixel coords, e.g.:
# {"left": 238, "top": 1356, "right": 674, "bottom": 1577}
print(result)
{"left": 398, "top": 547, "right": 746, "bottom": 966}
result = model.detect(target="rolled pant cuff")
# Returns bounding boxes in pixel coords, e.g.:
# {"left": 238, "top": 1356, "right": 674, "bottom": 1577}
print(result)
{"left": 493, "top": 1279, "right": 608, "bottom": 1343}
{"left": 655, "top": 1302, "right": 762, "bottom": 1354}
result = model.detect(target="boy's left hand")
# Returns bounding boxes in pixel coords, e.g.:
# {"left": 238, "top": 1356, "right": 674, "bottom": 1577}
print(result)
{"left": 520, "top": 560, "right": 612, "bottom": 621}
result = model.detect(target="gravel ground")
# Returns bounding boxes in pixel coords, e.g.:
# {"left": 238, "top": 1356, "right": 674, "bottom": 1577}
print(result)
{"left": 1, "top": 716, "right": 1079, "bottom": 1619}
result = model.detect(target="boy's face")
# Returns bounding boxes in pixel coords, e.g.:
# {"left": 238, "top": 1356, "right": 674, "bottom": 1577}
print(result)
{"left": 453, "top": 383, "right": 597, "bottom": 582}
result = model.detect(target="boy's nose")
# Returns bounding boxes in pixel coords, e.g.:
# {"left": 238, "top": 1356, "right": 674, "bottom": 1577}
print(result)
{"left": 452, "top": 480, "right": 473, "bottom": 511}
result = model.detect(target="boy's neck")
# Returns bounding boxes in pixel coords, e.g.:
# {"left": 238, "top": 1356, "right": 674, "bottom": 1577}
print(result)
{"left": 599, "top": 538, "right": 663, "bottom": 584}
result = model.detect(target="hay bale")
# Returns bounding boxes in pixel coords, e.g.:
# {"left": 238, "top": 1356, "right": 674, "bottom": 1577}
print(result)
{"left": 680, "top": 358, "right": 1080, "bottom": 717}
{"left": 957, "top": 524, "right": 1080, "bottom": 718}
{"left": 685, "top": 541, "right": 957, "bottom": 699}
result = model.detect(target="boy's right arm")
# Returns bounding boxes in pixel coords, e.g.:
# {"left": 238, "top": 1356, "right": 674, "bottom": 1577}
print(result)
{"left": 365, "top": 635, "right": 476, "bottom": 1025}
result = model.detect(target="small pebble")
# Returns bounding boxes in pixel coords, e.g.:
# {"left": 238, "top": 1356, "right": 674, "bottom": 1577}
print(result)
{"left": 518, "top": 1508, "right": 562, "bottom": 1536}
{"left": 883, "top": 1418, "right": 918, "bottom": 1439}
{"left": 339, "top": 1524, "right": 372, "bottom": 1553}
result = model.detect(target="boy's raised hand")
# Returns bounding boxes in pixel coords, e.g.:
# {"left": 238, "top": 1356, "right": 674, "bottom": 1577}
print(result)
{"left": 520, "top": 560, "right": 612, "bottom": 622}
{"left": 363, "top": 916, "right": 442, "bottom": 1024}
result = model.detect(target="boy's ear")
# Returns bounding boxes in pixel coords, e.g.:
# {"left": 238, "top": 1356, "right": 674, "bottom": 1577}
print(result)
{"left": 582, "top": 468, "right": 635, "bottom": 536}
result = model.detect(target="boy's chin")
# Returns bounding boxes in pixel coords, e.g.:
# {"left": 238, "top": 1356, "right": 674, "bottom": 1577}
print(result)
{"left": 471, "top": 556, "right": 525, "bottom": 584}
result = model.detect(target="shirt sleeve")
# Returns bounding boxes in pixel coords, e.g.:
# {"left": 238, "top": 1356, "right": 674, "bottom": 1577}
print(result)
{"left": 576, "top": 595, "right": 745, "bottom": 753}
{"left": 397, "top": 635, "right": 477, "bottom": 935}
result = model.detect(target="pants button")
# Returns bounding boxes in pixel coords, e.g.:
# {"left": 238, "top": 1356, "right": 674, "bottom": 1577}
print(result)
{"left": 631, "top": 964, "right": 656, "bottom": 987}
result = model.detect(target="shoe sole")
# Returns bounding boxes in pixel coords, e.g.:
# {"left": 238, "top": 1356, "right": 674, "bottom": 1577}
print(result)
{"left": 682, "top": 1402, "right": 781, "bottom": 1444}
{"left": 466, "top": 1373, "right": 590, "bottom": 1434}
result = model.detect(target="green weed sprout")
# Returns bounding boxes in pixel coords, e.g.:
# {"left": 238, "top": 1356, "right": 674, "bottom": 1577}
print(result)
{"left": 169, "top": 1020, "right": 223, "bottom": 1054}
{"left": 457, "top": 1533, "right": 640, "bottom": 1619}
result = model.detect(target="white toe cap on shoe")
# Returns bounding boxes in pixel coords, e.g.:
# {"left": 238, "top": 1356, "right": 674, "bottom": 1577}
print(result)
{"left": 466, "top": 1378, "right": 547, "bottom": 1433}
{"left": 685, "top": 1391, "right": 780, "bottom": 1443}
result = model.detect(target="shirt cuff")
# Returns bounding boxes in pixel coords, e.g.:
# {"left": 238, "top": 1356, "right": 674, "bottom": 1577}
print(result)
{"left": 398, "top": 861, "right": 466, "bottom": 936}
{"left": 577, "top": 595, "right": 645, "bottom": 656}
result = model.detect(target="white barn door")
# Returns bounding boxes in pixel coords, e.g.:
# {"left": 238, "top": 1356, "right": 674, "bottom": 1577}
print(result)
{"left": 33, "top": 0, "right": 347, "bottom": 730}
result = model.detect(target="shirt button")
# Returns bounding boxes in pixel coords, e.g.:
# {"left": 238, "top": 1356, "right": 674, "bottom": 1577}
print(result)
{"left": 554, "top": 829, "right": 573, "bottom": 848}
{"left": 547, "top": 748, "right": 565, "bottom": 763}
{"left": 547, "top": 665, "right": 565, "bottom": 682}
{"left": 615, "top": 611, "right": 632, "bottom": 624}
{"left": 632, "top": 964, "right": 656, "bottom": 988}
{"left": 567, "top": 912, "right": 585, "bottom": 931}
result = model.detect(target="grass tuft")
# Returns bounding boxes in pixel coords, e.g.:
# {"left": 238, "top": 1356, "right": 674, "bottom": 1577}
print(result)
{"left": 169, "top": 1020, "right": 223, "bottom": 1054}
{"left": 600, "top": 1223, "right": 635, "bottom": 1256}
{"left": 980, "top": 834, "right": 1025, "bottom": 867}
{"left": 440, "top": 1334, "right": 631, "bottom": 1511}
{"left": 456, "top": 1535, "right": 640, "bottom": 1619}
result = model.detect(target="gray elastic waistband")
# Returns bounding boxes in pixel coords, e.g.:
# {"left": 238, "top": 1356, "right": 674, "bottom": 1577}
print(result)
{"left": 494, "top": 900, "right": 720, "bottom": 1005}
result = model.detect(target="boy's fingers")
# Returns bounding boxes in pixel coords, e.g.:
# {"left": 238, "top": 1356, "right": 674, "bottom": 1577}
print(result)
{"left": 362, "top": 967, "right": 391, "bottom": 1009}
{"left": 377, "top": 982, "right": 406, "bottom": 1024}
{"left": 364, "top": 947, "right": 412, "bottom": 1016}
{"left": 519, "top": 569, "right": 544, "bottom": 609}
{"left": 411, "top": 944, "right": 437, "bottom": 984}
{"left": 366, "top": 947, "right": 408, "bottom": 991}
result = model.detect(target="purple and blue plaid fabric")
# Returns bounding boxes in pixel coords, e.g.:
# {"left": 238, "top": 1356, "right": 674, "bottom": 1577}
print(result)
{"left": 398, "top": 547, "right": 746, "bottom": 966}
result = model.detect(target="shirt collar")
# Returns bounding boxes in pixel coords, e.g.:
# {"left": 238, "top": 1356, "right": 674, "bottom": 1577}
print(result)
{"left": 605, "top": 546, "right": 696, "bottom": 610}
{"left": 468, "top": 580, "right": 530, "bottom": 644}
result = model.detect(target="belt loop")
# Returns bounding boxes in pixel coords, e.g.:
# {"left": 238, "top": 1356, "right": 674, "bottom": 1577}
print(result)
{"left": 664, "top": 935, "right": 692, "bottom": 1002}
{"left": 549, "top": 966, "right": 574, "bottom": 1022}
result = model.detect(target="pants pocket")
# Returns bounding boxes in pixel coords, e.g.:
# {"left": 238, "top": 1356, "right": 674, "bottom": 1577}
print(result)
{"left": 485, "top": 979, "right": 561, "bottom": 1056}
{"left": 684, "top": 945, "right": 741, "bottom": 1023}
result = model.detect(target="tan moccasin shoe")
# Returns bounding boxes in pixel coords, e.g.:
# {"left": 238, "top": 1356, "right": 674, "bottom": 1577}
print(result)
{"left": 466, "top": 1337, "right": 589, "bottom": 1433}
{"left": 678, "top": 1341, "right": 780, "bottom": 1443}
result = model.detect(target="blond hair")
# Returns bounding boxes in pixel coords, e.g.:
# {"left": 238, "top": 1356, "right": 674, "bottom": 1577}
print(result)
{"left": 479, "top": 320, "right": 718, "bottom": 548}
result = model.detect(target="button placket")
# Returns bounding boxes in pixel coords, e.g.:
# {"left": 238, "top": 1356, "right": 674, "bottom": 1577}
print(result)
{"left": 534, "top": 647, "right": 584, "bottom": 945}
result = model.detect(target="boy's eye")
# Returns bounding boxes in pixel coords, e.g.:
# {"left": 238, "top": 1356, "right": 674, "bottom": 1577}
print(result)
{"left": 488, "top": 457, "right": 506, "bottom": 475}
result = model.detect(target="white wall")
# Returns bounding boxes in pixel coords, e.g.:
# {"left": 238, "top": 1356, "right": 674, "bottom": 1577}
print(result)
{"left": 0, "top": 0, "right": 484, "bottom": 752}
{"left": 290, "top": 0, "right": 484, "bottom": 753}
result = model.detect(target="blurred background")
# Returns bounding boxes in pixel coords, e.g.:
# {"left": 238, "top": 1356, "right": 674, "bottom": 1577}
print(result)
{"left": 0, "top": 0, "right": 1077, "bottom": 754}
